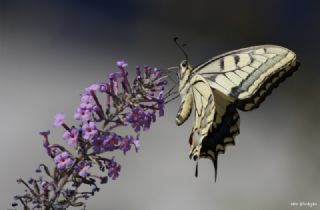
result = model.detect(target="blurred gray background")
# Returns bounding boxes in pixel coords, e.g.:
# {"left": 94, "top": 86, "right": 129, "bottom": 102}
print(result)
{"left": 1, "top": 0, "right": 319, "bottom": 209}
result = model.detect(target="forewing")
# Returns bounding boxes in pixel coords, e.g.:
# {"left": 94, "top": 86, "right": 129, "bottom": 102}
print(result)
{"left": 194, "top": 45, "right": 300, "bottom": 111}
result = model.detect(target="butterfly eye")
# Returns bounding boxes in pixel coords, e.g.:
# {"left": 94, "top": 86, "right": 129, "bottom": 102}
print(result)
{"left": 182, "top": 60, "right": 187, "bottom": 68}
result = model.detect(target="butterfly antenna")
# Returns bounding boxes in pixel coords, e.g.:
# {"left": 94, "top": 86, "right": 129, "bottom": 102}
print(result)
{"left": 173, "top": 37, "right": 188, "bottom": 61}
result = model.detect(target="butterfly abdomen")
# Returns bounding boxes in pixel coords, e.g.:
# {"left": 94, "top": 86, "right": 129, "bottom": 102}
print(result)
{"left": 176, "top": 90, "right": 193, "bottom": 126}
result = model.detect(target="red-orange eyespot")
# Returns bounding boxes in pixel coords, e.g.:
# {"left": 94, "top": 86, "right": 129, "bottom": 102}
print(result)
{"left": 189, "top": 134, "right": 194, "bottom": 145}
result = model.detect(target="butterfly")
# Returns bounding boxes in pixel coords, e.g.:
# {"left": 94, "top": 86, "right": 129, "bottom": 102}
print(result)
{"left": 173, "top": 38, "right": 300, "bottom": 180}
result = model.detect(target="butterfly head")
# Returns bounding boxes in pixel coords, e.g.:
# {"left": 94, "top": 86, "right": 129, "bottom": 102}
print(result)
{"left": 178, "top": 59, "right": 193, "bottom": 93}
{"left": 178, "top": 60, "right": 192, "bottom": 78}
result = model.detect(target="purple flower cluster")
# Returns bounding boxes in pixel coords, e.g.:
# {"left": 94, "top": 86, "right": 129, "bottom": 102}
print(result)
{"left": 12, "top": 61, "right": 167, "bottom": 209}
{"left": 125, "top": 107, "right": 156, "bottom": 132}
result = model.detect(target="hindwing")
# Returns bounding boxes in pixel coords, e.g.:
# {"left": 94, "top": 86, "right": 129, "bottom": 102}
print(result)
{"left": 187, "top": 75, "right": 216, "bottom": 160}
{"left": 185, "top": 75, "right": 240, "bottom": 180}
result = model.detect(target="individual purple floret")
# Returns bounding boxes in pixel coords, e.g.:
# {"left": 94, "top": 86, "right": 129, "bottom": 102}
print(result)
{"left": 40, "top": 130, "right": 54, "bottom": 157}
{"left": 53, "top": 113, "right": 65, "bottom": 127}
{"left": 74, "top": 107, "right": 91, "bottom": 121}
{"left": 116, "top": 60, "right": 128, "bottom": 68}
{"left": 82, "top": 121, "right": 97, "bottom": 140}
{"left": 92, "top": 134, "right": 107, "bottom": 154}
{"left": 12, "top": 60, "right": 169, "bottom": 210}
{"left": 80, "top": 94, "right": 95, "bottom": 110}
{"left": 63, "top": 128, "right": 78, "bottom": 146}
{"left": 79, "top": 165, "right": 91, "bottom": 177}
{"left": 75, "top": 161, "right": 90, "bottom": 177}
{"left": 103, "top": 132, "right": 120, "bottom": 152}
{"left": 107, "top": 157, "right": 121, "bottom": 180}
{"left": 54, "top": 151, "right": 73, "bottom": 170}
{"left": 119, "top": 135, "right": 133, "bottom": 155}
{"left": 85, "top": 83, "right": 100, "bottom": 92}
{"left": 125, "top": 107, "right": 145, "bottom": 132}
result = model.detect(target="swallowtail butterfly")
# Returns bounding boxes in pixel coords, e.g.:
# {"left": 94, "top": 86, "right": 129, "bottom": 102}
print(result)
{"left": 173, "top": 38, "right": 300, "bottom": 180}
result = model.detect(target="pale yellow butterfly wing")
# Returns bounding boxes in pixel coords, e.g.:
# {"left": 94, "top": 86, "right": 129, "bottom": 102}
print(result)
{"left": 194, "top": 45, "right": 300, "bottom": 111}
{"left": 176, "top": 74, "right": 240, "bottom": 180}
{"left": 188, "top": 74, "right": 215, "bottom": 160}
